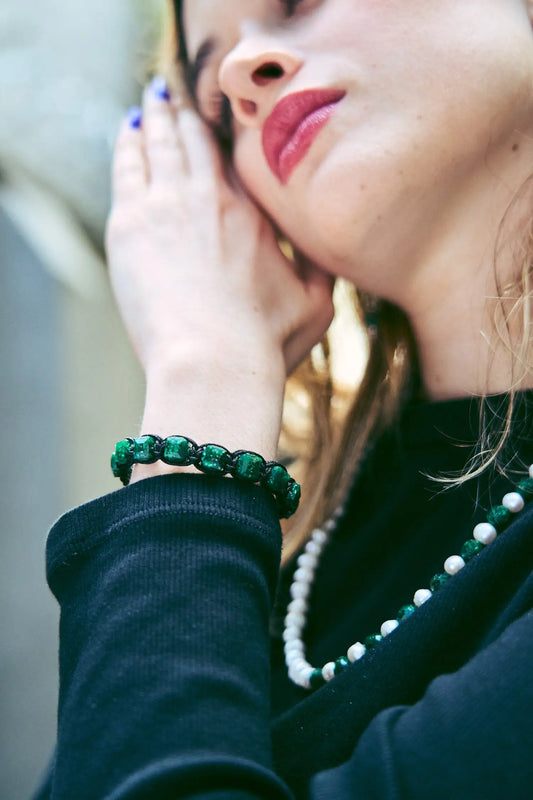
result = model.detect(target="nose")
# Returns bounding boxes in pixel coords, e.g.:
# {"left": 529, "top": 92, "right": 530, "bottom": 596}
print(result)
{"left": 218, "top": 30, "right": 304, "bottom": 128}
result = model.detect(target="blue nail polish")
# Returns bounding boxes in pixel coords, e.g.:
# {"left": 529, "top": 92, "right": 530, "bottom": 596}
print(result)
{"left": 127, "top": 106, "right": 142, "bottom": 129}
{"left": 151, "top": 75, "right": 171, "bottom": 101}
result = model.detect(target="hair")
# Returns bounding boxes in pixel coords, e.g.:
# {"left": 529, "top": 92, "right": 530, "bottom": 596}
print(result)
{"left": 158, "top": 0, "right": 533, "bottom": 566}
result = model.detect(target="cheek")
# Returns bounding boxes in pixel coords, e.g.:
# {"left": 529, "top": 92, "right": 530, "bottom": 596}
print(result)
{"left": 232, "top": 135, "right": 284, "bottom": 221}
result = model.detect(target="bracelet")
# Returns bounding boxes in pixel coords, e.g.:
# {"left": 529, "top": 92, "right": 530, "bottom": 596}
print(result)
{"left": 111, "top": 435, "right": 301, "bottom": 518}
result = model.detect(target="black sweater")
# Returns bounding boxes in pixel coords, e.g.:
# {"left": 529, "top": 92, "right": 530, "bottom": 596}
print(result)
{"left": 35, "top": 397, "right": 533, "bottom": 799}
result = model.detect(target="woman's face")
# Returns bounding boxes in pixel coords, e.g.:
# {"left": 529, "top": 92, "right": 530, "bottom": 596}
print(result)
{"left": 182, "top": 0, "right": 533, "bottom": 298}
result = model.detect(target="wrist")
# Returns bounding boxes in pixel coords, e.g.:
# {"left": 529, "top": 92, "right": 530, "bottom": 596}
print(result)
{"left": 130, "top": 350, "right": 286, "bottom": 483}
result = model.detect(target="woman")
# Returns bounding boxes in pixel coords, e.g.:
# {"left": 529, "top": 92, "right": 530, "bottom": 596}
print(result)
{"left": 36, "top": 1, "right": 533, "bottom": 798}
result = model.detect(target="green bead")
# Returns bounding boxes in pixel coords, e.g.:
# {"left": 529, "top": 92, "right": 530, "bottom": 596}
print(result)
{"left": 234, "top": 452, "right": 264, "bottom": 482}
{"left": 310, "top": 668, "right": 326, "bottom": 690}
{"left": 114, "top": 438, "right": 133, "bottom": 467}
{"left": 266, "top": 465, "right": 291, "bottom": 495}
{"left": 282, "top": 481, "right": 302, "bottom": 517}
{"left": 364, "top": 633, "right": 383, "bottom": 650}
{"left": 397, "top": 604, "right": 416, "bottom": 621}
{"left": 199, "top": 444, "right": 228, "bottom": 474}
{"left": 163, "top": 436, "right": 192, "bottom": 465}
{"left": 111, "top": 451, "right": 132, "bottom": 485}
{"left": 334, "top": 656, "right": 349, "bottom": 675}
{"left": 460, "top": 538, "right": 485, "bottom": 562}
{"left": 516, "top": 478, "right": 533, "bottom": 502}
{"left": 430, "top": 572, "right": 451, "bottom": 592}
{"left": 133, "top": 436, "right": 158, "bottom": 464}
{"left": 486, "top": 505, "right": 512, "bottom": 532}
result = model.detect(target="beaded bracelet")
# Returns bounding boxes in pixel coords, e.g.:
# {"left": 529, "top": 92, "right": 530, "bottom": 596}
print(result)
{"left": 111, "top": 435, "right": 301, "bottom": 518}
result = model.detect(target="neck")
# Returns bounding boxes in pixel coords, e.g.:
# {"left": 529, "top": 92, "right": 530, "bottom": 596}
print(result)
{"left": 395, "top": 141, "right": 533, "bottom": 401}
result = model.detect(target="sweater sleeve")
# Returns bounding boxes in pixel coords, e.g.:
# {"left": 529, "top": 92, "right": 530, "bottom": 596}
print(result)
{"left": 310, "top": 606, "right": 533, "bottom": 800}
{"left": 41, "top": 474, "right": 293, "bottom": 800}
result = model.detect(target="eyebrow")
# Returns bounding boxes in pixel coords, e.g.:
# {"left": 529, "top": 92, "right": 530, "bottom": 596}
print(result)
{"left": 185, "top": 37, "right": 218, "bottom": 105}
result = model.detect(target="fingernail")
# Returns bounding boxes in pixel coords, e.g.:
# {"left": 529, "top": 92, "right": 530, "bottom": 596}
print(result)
{"left": 126, "top": 106, "right": 142, "bottom": 129}
{"left": 151, "top": 75, "right": 171, "bottom": 101}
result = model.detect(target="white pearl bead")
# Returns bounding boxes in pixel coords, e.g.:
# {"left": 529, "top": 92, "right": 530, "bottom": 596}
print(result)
{"left": 305, "top": 540, "right": 321, "bottom": 555}
{"left": 289, "top": 664, "right": 313, "bottom": 687}
{"left": 293, "top": 566, "right": 314, "bottom": 584}
{"left": 286, "top": 655, "right": 308, "bottom": 669}
{"left": 284, "top": 642, "right": 304, "bottom": 657}
{"left": 312, "top": 528, "right": 328, "bottom": 545}
{"left": 322, "top": 517, "right": 337, "bottom": 533}
{"left": 290, "top": 582, "right": 310, "bottom": 600}
{"left": 502, "top": 492, "right": 525, "bottom": 513}
{"left": 347, "top": 642, "right": 366, "bottom": 662}
{"left": 473, "top": 522, "right": 497, "bottom": 545}
{"left": 283, "top": 625, "right": 302, "bottom": 642}
{"left": 444, "top": 555, "right": 465, "bottom": 575}
{"left": 289, "top": 663, "right": 311, "bottom": 685}
{"left": 529, "top": 464, "right": 533, "bottom": 479}
{"left": 413, "top": 588, "right": 432, "bottom": 607}
{"left": 381, "top": 619, "right": 399, "bottom": 637}
{"left": 297, "top": 553, "right": 317, "bottom": 570}
{"left": 287, "top": 598, "right": 308, "bottom": 615}
{"left": 284, "top": 612, "right": 305, "bottom": 629}
{"left": 322, "top": 662, "right": 336, "bottom": 681}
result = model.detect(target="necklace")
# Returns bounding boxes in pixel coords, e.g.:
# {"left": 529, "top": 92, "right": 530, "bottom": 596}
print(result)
{"left": 284, "top": 465, "right": 533, "bottom": 691}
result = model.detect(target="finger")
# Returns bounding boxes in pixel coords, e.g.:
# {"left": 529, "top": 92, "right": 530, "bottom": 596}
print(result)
{"left": 111, "top": 108, "right": 148, "bottom": 204}
{"left": 298, "top": 256, "right": 335, "bottom": 301}
{"left": 284, "top": 258, "right": 335, "bottom": 374}
{"left": 143, "top": 77, "right": 187, "bottom": 184}
{"left": 178, "top": 107, "right": 224, "bottom": 188}
{"left": 284, "top": 295, "right": 335, "bottom": 375}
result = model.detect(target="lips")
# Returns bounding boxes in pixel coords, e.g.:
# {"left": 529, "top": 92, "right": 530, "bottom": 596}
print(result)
{"left": 262, "top": 88, "right": 345, "bottom": 184}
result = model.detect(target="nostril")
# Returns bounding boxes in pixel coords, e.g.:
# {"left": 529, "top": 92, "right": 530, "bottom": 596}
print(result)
{"left": 239, "top": 99, "right": 258, "bottom": 116}
{"left": 252, "top": 62, "right": 285, "bottom": 87}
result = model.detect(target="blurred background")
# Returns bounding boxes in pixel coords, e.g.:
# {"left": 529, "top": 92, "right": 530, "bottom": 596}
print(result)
{"left": 0, "top": 2, "right": 166, "bottom": 797}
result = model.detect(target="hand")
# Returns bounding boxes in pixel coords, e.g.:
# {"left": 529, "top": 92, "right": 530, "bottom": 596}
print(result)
{"left": 105, "top": 79, "right": 334, "bottom": 460}
{"left": 106, "top": 79, "right": 333, "bottom": 378}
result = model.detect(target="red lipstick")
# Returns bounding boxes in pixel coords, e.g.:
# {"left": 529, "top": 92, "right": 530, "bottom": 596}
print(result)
{"left": 262, "top": 88, "right": 345, "bottom": 184}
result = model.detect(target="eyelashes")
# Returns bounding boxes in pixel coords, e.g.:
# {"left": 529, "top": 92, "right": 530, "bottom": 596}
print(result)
{"left": 209, "top": 91, "right": 235, "bottom": 148}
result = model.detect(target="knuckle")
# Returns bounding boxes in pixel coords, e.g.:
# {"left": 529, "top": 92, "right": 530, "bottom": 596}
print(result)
{"left": 114, "top": 156, "right": 143, "bottom": 179}
{"left": 149, "top": 132, "right": 177, "bottom": 151}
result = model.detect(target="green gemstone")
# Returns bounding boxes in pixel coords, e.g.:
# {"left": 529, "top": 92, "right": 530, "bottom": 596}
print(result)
{"left": 266, "top": 465, "right": 291, "bottom": 495}
{"left": 310, "top": 668, "right": 326, "bottom": 690}
{"left": 334, "top": 656, "right": 350, "bottom": 675}
{"left": 460, "top": 538, "right": 484, "bottom": 562}
{"left": 397, "top": 604, "right": 416, "bottom": 621}
{"left": 282, "top": 481, "right": 302, "bottom": 517}
{"left": 163, "top": 436, "right": 192, "bottom": 465}
{"left": 111, "top": 453, "right": 121, "bottom": 477}
{"left": 516, "top": 478, "right": 533, "bottom": 502}
{"left": 486, "top": 505, "right": 512, "bottom": 532}
{"left": 364, "top": 633, "right": 383, "bottom": 650}
{"left": 430, "top": 572, "right": 451, "bottom": 592}
{"left": 133, "top": 436, "right": 158, "bottom": 464}
{"left": 199, "top": 444, "right": 228, "bottom": 474}
{"left": 114, "top": 438, "right": 133, "bottom": 467}
{"left": 234, "top": 452, "right": 264, "bottom": 482}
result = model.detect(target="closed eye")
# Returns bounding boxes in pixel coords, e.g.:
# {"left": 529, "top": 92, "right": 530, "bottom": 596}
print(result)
{"left": 208, "top": 91, "right": 234, "bottom": 152}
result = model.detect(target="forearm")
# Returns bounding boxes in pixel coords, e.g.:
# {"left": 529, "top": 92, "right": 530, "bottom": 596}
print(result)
{"left": 46, "top": 476, "right": 292, "bottom": 800}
